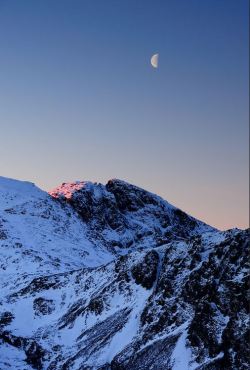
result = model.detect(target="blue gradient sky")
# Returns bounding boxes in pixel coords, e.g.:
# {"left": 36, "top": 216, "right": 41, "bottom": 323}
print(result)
{"left": 0, "top": 0, "right": 249, "bottom": 230}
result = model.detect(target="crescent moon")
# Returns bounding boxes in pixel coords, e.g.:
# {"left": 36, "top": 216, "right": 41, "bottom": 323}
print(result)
{"left": 151, "top": 53, "right": 159, "bottom": 68}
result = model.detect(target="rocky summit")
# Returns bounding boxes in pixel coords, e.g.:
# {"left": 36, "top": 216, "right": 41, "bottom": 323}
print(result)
{"left": 0, "top": 176, "right": 249, "bottom": 370}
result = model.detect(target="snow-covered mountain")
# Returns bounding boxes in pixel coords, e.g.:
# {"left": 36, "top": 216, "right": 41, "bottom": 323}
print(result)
{"left": 0, "top": 176, "right": 249, "bottom": 369}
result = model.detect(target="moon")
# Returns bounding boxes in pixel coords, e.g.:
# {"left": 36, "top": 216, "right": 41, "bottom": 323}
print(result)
{"left": 151, "top": 53, "right": 159, "bottom": 68}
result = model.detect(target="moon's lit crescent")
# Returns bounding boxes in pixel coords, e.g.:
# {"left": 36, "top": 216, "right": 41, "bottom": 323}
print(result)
{"left": 151, "top": 53, "right": 159, "bottom": 68}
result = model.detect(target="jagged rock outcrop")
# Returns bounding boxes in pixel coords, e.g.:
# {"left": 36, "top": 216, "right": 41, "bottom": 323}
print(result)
{"left": 49, "top": 179, "right": 213, "bottom": 251}
{"left": 131, "top": 250, "right": 159, "bottom": 289}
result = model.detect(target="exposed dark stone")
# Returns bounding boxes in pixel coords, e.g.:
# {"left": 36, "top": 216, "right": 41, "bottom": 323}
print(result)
{"left": 58, "top": 298, "right": 87, "bottom": 330}
{"left": 115, "top": 254, "right": 131, "bottom": 283}
{"left": 131, "top": 250, "right": 159, "bottom": 289}
{"left": 173, "top": 208, "right": 197, "bottom": 231}
{"left": 0, "top": 331, "right": 45, "bottom": 369}
{"left": 33, "top": 297, "right": 55, "bottom": 316}
{"left": 111, "top": 333, "right": 179, "bottom": 370}
{"left": 88, "top": 297, "right": 104, "bottom": 315}
{"left": 0, "top": 229, "right": 7, "bottom": 240}
{"left": 0, "top": 311, "right": 14, "bottom": 328}
{"left": 62, "top": 308, "right": 132, "bottom": 369}
{"left": 9, "top": 272, "right": 70, "bottom": 299}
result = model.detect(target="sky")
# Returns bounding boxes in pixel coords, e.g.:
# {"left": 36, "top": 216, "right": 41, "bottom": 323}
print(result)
{"left": 0, "top": 0, "right": 249, "bottom": 230}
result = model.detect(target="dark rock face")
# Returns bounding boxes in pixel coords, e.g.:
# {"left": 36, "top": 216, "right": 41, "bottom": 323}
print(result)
{"left": 113, "top": 229, "right": 249, "bottom": 370}
{"left": 185, "top": 229, "right": 250, "bottom": 370}
{"left": 111, "top": 333, "right": 179, "bottom": 370}
{"left": 0, "top": 331, "right": 45, "bottom": 369}
{"left": 63, "top": 308, "right": 132, "bottom": 370}
{"left": 33, "top": 297, "right": 55, "bottom": 316}
{"left": 106, "top": 179, "right": 157, "bottom": 212}
{"left": 88, "top": 297, "right": 105, "bottom": 315}
{"left": 50, "top": 179, "right": 213, "bottom": 251}
{"left": 131, "top": 250, "right": 159, "bottom": 289}
{"left": 0, "top": 311, "right": 14, "bottom": 328}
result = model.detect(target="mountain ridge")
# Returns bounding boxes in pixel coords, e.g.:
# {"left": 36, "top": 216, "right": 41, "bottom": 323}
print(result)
{"left": 0, "top": 176, "right": 248, "bottom": 370}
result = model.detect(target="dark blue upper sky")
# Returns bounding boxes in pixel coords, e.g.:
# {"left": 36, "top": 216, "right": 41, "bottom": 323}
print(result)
{"left": 0, "top": 0, "right": 249, "bottom": 229}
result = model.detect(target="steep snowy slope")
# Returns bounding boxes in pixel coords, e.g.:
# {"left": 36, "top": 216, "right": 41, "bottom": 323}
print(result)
{"left": 0, "top": 177, "right": 249, "bottom": 370}
{"left": 0, "top": 177, "right": 114, "bottom": 276}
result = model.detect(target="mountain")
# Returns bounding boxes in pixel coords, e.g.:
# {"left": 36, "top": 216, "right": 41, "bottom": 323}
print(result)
{"left": 0, "top": 176, "right": 249, "bottom": 370}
